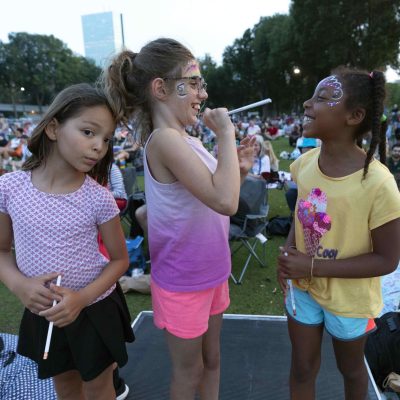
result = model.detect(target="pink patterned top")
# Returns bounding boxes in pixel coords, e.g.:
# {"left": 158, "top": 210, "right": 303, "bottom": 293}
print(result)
{"left": 0, "top": 171, "right": 120, "bottom": 303}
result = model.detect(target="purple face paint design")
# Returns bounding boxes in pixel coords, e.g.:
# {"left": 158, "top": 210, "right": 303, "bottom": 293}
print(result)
{"left": 176, "top": 82, "right": 187, "bottom": 97}
{"left": 174, "top": 77, "right": 207, "bottom": 97}
{"left": 319, "top": 75, "right": 343, "bottom": 107}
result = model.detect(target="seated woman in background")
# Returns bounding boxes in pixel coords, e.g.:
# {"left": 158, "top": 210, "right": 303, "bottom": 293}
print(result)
{"left": 98, "top": 161, "right": 128, "bottom": 258}
{"left": 262, "top": 140, "right": 279, "bottom": 172}
{"left": 109, "top": 162, "right": 128, "bottom": 211}
{"left": 114, "top": 130, "right": 141, "bottom": 168}
{"left": 249, "top": 136, "right": 270, "bottom": 177}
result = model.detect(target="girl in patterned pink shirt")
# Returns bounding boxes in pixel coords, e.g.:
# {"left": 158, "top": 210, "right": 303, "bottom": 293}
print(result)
{"left": 0, "top": 83, "right": 134, "bottom": 400}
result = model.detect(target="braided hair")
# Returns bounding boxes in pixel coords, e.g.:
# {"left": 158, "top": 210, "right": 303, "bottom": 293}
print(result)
{"left": 331, "top": 67, "right": 386, "bottom": 179}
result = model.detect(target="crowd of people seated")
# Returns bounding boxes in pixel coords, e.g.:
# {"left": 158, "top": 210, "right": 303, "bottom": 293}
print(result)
{"left": 3, "top": 108, "right": 399, "bottom": 199}
{"left": 0, "top": 115, "right": 36, "bottom": 174}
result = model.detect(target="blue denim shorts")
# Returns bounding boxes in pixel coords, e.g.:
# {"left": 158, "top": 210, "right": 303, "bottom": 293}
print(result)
{"left": 285, "top": 285, "right": 376, "bottom": 341}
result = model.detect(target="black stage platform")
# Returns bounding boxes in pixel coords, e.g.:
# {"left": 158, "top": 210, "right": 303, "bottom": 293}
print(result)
{"left": 120, "top": 312, "right": 381, "bottom": 400}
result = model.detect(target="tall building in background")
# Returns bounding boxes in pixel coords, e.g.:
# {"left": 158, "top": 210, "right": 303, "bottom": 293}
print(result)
{"left": 82, "top": 12, "right": 116, "bottom": 67}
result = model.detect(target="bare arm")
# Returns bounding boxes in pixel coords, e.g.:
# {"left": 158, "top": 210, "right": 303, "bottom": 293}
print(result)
{"left": 314, "top": 218, "right": 400, "bottom": 278}
{"left": 284, "top": 220, "right": 296, "bottom": 249}
{"left": 277, "top": 219, "right": 296, "bottom": 293}
{"left": 149, "top": 108, "right": 240, "bottom": 215}
{"left": 0, "top": 212, "right": 59, "bottom": 313}
{"left": 278, "top": 218, "right": 400, "bottom": 279}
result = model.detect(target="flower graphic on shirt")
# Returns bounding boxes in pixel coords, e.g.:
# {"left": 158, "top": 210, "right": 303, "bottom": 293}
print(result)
{"left": 297, "top": 188, "right": 332, "bottom": 256}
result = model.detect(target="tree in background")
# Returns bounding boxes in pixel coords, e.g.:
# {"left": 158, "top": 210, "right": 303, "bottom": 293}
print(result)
{"left": 222, "top": 28, "right": 259, "bottom": 108}
{"left": 386, "top": 83, "right": 400, "bottom": 110}
{"left": 201, "top": 0, "right": 400, "bottom": 115}
{"left": 253, "top": 14, "right": 295, "bottom": 114}
{"left": 199, "top": 54, "right": 233, "bottom": 109}
{"left": 1, "top": 1, "right": 400, "bottom": 114}
{"left": 0, "top": 33, "right": 101, "bottom": 109}
{"left": 290, "top": 0, "right": 400, "bottom": 98}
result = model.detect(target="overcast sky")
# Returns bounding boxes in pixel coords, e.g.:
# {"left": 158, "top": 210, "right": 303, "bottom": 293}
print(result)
{"left": 0, "top": 0, "right": 291, "bottom": 65}
{"left": 1, "top": 0, "right": 398, "bottom": 81}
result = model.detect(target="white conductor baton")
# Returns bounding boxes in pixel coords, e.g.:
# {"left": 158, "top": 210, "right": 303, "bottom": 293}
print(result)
{"left": 227, "top": 98, "right": 272, "bottom": 115}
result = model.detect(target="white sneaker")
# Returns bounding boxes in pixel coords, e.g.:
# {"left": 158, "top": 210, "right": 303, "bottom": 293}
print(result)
{"left": 116, "top": 382, "right": 129, "bottom": 400}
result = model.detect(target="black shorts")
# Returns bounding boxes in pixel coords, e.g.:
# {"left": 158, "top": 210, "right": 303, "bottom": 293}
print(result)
{"left": 17, "top": 284, "right": 135, "bottom": 381}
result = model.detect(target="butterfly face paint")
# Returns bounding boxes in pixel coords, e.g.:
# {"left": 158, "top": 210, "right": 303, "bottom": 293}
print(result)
{"left": 176, "top": 82, "right": 187, "bottom": 96}
{"left": 317, "top": 75, "right": 344, "bottom": 107}
{"left": 173, "top": 61, "right": 203, "bottom": 97}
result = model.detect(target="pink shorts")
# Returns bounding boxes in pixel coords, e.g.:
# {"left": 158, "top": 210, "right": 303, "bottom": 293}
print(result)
{"left": 151, "top": 280, "right": 230, "bottom": 339}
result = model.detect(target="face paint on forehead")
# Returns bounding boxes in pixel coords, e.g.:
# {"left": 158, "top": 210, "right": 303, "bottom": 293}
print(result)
{"left": 319, "top": 75, "right": 343, "bottom": 107}
{"left": 183, "top": 60, "right": 201, "bottom": 76}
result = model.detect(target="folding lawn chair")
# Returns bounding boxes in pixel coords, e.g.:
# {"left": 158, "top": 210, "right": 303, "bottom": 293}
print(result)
{"left": 229, "top": 175, "right": 269, "bottom": 284}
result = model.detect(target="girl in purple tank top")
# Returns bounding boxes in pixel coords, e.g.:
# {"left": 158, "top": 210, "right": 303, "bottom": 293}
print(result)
{"left": 101, "top": 38, "right": 254, "bottom": 399}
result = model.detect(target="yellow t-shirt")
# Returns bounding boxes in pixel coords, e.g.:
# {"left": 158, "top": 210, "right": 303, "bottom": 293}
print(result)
{"left": 290, "top": 148, "right": 400, "bottom": 318}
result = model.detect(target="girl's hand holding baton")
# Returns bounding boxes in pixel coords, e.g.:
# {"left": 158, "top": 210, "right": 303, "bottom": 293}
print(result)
{"left": 43, "top": 274, "right": 62, "bottom": 360}
{"left": 287, "top": 277, "right": 297, "bottom": 316}
{"left": 278, "top": 247, "right": 296, "bottom": 316}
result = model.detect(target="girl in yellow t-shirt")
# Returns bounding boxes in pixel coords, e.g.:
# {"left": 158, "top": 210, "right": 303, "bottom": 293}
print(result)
{"left": 278, "top": 67, "right": 400, "bottom": 400}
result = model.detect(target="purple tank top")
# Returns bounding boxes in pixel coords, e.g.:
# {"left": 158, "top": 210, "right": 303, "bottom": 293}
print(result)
{"left": 144, "top": 133, "right": 231, "bottom": 292}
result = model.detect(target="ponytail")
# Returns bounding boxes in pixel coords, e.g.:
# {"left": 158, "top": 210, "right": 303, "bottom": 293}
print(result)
{"left": 331, "top": 67, "right": 386, "bottom": 179}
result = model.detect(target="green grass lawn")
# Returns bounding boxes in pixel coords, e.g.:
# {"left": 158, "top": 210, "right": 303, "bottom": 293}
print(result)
{"left": 0, "top": 136, "right": 294, "bottom": 334}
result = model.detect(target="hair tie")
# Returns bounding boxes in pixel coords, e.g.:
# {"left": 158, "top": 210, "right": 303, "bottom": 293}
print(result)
{"left": 369, "top": 71, "right": 374, "bottom": 79}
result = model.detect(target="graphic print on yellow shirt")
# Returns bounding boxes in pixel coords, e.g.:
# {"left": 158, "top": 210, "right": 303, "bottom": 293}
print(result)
{"left": 297, "top": 188, "right": 332, "bottom": 258}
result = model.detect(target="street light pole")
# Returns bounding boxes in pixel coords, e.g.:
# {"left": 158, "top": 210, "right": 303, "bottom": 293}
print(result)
{"left": 120, "top": 14, "right": 125, "bottom": 47}
{"left": 20, "top": 87, "right": 25, "bottom": 116}
{"left": 10, "top": 83, "right": 17, "bottom": 119}
{"left": 292, "top": 68, "right": 301, "bottom": 114}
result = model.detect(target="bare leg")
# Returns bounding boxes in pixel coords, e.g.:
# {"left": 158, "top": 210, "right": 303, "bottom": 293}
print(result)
{"left": 82, "top": 363, "right": 115, "bottom": 400}
{"left": 165, "top": 331, "right": 203, "bottom": 400}
{"left": 135, "top": 204, "right": 148, "bottom": 234}
{"left": 198, "top": 313, "right": 223, "bottom": 400}
{"left": 332, "top": 336, "right": 368, "bottom": 400}
{"left": 288, "top": 317, "right": 324, "bottom": 400}
{"left": 52, "top": 370, "right": 84, "bottom": 400}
